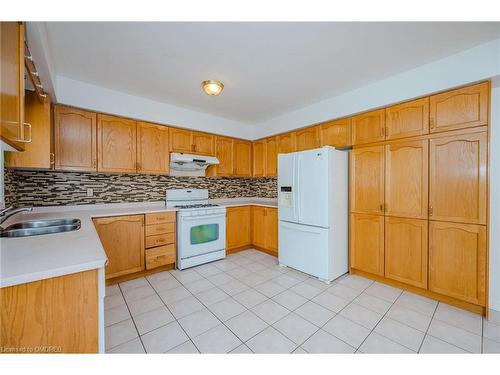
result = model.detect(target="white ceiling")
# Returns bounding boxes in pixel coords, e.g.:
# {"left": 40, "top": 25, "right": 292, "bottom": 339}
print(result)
{"left": 44, "top": 22, "right": 500, "bottom": 124}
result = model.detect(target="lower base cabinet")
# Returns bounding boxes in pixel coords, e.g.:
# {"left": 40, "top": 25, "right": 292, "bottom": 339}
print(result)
{"left": 385, "top": 217, "right": 428, "bottom": 289}
{"left": 93, "top": 215, "right": 145, "bottom": 280}
{"left": 350, "top": 213, "right": 385, "bottom": 276}
{"left": 429, "top": 221, "right": 486, "bottom": 306}
{"left": 226, "top": 206, "right": 252, "bottom": 250}
{"left": 0, "top": 270, "right": 99, "bottom": 353}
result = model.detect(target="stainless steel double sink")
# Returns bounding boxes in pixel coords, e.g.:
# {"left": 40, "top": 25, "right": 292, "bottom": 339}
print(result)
{"left": 0, "top": 218, "right": 81, "bottom": 238}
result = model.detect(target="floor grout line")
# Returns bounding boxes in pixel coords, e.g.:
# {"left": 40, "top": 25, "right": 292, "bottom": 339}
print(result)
{"left": 417, "top": 299, "right": 439, "bottom": 353}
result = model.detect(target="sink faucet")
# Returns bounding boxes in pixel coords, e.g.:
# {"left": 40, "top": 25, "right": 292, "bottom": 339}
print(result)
{"left": 0, "top": 206, "right": 33, "bottom": 226}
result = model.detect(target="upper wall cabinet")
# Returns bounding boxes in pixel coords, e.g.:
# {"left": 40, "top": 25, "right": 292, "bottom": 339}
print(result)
{"left": 350, "top": 145, "right": 385, "bottom": 215}
{"left": 252, "top": 140, "right": 265, "bottom": 177}
{"left": 137, "top": 121, "right": 169, "bottom": 175}
{"left": 54, "top": 105, "right": 97, "bottom": 172}
{"left": 265, "top": 137, "right": 278, "bottom": 177}
{"left": 211, "top": 136, "right": 234, "bottom": 176}
{"left": 97, "top": 114, "right": 137, "bottom": 173}
{"left": 169, "top": 128, "right": 215, "bottom": 155}
{"left": 429, "top": 82, "right": 489, "bottom": 133}
{"left": 169, "top": 128, "right": 192, "bottom": 153}
{"left": 192, "top": 132, "right": 215, "bottom": 155}
{"left": 429, "top": 131, "right": 487, "bottom": 225}
{"left": 0, "top": 22, "right": 26, "bottom": 151}
{"left": 352, "top": 109, "right": 386, "bottom": 145}
{"left": 320, "top": 118, "right": 352, "bottom": 148}
{"left": 386, "top": 98, "right": 429, "bottom": 140}
{"left": 234, "top": 140, "right": 252, "bottom": 177}
{"left": 295, "top": 126, "right": 320, "bottom": 151}
{"left": 6, "top": 91, "right": 53, "bottom": 169}
{"left": 278, "top": 132, "right": 296, "bottom": 154}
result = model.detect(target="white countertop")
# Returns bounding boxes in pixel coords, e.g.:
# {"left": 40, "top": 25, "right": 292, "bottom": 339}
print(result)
{"left": 0, "top": 198, "right": 277, "bottom": 288}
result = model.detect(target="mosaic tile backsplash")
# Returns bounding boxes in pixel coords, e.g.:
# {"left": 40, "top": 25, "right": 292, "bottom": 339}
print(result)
{"left": 3, "top": 169, "right": 277, "bottom": 207}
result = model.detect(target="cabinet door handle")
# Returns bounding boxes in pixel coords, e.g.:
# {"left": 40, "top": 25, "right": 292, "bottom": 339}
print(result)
{"left": 430, "top": 118, "right": 435, "bottom": 129}
{"left": 380, "top": 203, "right": 384, "bottom": 213}
{"left": 50, "top": 152, "right": 55, "bottom": 165}
{"left": 428, "top": 205, "right": 433, "bottom": 216}
{"left": 15, "top": 123, "right": 32, "bottom": 143}
{"left": 92, "top": 159, "right": 97, "bottom": 168}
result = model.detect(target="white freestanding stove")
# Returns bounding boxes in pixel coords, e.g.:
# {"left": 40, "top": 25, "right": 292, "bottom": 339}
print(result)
{"left": 166, "top": 189, "right": 226, "bottom": 270}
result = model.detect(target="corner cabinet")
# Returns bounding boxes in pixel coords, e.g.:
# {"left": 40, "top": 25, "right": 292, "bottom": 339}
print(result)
{"left": 93, "top": 215, "right": 145, "bottom": 280}
{"left": 97, "top": 114, "right": 137, "bottom": 173}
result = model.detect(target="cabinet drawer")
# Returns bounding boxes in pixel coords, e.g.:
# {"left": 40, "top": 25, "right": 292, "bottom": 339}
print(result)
{"left": 145, "top": 244, "right": 176, "bottom": 270}
{"left": 145, "top": 222, "right": 175, "bottom": 236}
{"left": 145, "top": 212, "right": 176, "bottom": 225}
{"left": 146, "top": 232, "right": 176, "bottom": 248}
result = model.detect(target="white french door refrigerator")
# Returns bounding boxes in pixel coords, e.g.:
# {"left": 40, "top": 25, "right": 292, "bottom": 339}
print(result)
{"left": 278, "top": 146, "right": 348, "bottom": 282}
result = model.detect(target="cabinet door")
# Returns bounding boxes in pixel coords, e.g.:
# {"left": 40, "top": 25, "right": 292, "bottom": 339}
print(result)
{"left": 295, "top": 126, "right": 320, "bottom": 151}
{"left": 226, "top": 206, "right": 251, "bottom": 250}
{"left": 429, "top": 221, "right": 486, "bottom": 306}
{"left": 385, "top": 217, "right": 428, "bottom": 289}
{"left": 265, "top": 208, "right": 278, "bottom": 255}
{"left": 214, "top": 136, "right": 234, "bottom": 176}
{"left": 252, "top": 140, "right": 265, "bottom": 177}
{"left": 137, "top": 122, "right": 169, "bottom": 174}
{"left": 252, "top": 206, "right": 266, "bottom": 248}
{"left": 320, "top": 118, "right": 352, "bottom": 148}
{"left": 234, "top": 140, "right": 252, "bottom": 177}
{"left": 278, "top": 132, "right": 296, "bottom": 154}
{"left": 352, "top": 109, "right": 386, "bottom": 145}
{"left": 350, "top": 145, "right": 385, "bottom": 215}
{"left": 265, "top": 137, "right": 278, "bottom": 177}
{"left": 193, "top": 132, "right": 214, "bottom": 155}
{"left": 350, "top": 213, "right": 384, "bottom": 276}
{"left": 93, "top": 215, "right": 145, "bottom": 280}
{"left": 6, "top": 90, "right": 52, "bottom": 169}
{"left": 0, "top": 22, "right": 25, "bottom": 151}
{"left": 385, "top": 140, "right": 428, "bottom": 219}
{"left": 429, "top": 131, "right": 487, "bottom": 224}
{"left": 54, "top": 105, "right": 97, "bottom": 171}
{"left": 97, "top": 114, "right": 137, "bottom": 173}
{"left": 386, "top": 97, "right": 429, "bottom": 139}
{"left": 430, "top": 82, "right": 489, "bottom": 133}
{"left": 169, "top": 128, "right": 193, "bottom": 153}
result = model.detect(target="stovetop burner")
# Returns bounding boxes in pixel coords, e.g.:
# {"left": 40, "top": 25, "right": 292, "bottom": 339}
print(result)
{"left": 174, "top": 203, "right": 220, "bottom": 209}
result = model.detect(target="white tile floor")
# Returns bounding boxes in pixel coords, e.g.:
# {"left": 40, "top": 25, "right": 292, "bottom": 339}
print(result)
{"left": 104, "top": 249, "right": 500, "bottom": 354}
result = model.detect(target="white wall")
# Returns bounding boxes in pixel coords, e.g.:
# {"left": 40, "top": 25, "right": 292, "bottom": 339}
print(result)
{"left": 489, "top": 81, "right": 500, "bottom": 312}
{"left": 55, "top": 76, "right": 254, "bottom": 139}
{"left": 253, "top": 38, "right": 500, "bottom": 139}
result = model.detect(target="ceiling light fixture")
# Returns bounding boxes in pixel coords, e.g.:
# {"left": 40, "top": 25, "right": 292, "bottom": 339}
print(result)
{"left": 201, "top": 80, "right": 224, "bottom": 96}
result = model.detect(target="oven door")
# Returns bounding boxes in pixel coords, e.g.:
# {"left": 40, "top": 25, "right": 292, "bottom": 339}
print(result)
{"left": 178, "top": 213, "right": 226, "bottom": 259}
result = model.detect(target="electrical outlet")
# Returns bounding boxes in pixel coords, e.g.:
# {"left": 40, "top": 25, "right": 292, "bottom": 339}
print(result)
{"left": 86, "top": 188, "right": 94, "bottom": 197}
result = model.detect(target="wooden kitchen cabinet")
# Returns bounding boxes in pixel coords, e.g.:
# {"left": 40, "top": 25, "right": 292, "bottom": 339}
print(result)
{"left": 278, "top": 132, "right": 296, "bottom": 154}
{"left": 211, "top": 136, "right": 234, "bottom": 176}
{"left": 5, "top": 91, "right": 53, "bottom": 169}
{"left": 252, "top": 140, "right": 265, "bottom": 177}
{"left": 54, "top": 105, "right": 97, "bottom": 171}
{"left": 226, "top": 206, "right": 252, "bottom": 251}
{"left": 0, "top": 269, "right": 99, "bottom": 353}
{"left": 385, "top": 217, "right": 428, "bottom": 289}
{"left": 169, "top": 128, "right": 192, "bottom": 153}
{"left": 295, "top": 126, "right": 320, "bottom": 151}
{"left": 234, "top": 140, "right": 252, "bottom": 177}
{"left": 192, "top": 132, "right": 215, "bottom": 155}
{"left": 385, "top": 139, "right": 428, "bottom": 219}
{"left": 137, "top": 121, "right": 169, "bottom": 174}
{"left": 352, "top": 109, "right": 386, "bottom": 145}
{"left": 350, "top": 145, "right": 385, "bottom": 215}
{"left": 0, "top": 22, "right": 26, "bottom": 151}
{"left": 93, "top": 215, "right": 145, "bottom": 280}
{"left": 429, "top": 131, "right": 487, "bottom": 225}
{"left": 429, "top": 82, "right": 489, "bottom": 133}
{"left": 386, "top": 97, "right": 429, "bottom": 139}
{"left": 429, "top": 221, "right": 486, "bottom": 306}
{"left": 97, "top": 114, "right": 137, "bottom": 173}
{"left": 252, "top": 206, "right": 278, "bottom": 256}
{"left": 320, "top": 118, "right": 352, "bottom": 148}
{"left": 265, "top": 137, "right": 278, "bottom": 177}
{"left": 350, "top": 213, "right": 384, "bottom": 276}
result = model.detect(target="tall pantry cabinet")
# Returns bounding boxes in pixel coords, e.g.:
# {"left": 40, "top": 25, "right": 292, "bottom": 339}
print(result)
{"left": 349, "top": 81, "right": 489, "bottom": 314}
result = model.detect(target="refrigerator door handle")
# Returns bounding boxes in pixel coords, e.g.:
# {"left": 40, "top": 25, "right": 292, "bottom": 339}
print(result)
{"left": 296, "top": 153, "right": 301, "bottom": 223}
{"left": 292, "top": 154, "right": 297, "bottom": 222}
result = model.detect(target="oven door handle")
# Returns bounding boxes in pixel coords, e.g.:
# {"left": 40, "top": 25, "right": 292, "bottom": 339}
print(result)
{"left": 180, "top": 213, "right": 225, "bottom": 222}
